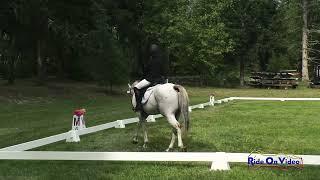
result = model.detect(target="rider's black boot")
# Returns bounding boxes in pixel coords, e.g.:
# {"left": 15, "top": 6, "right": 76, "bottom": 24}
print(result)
{"left": 134, "top": 87, "right": 143, "bottom": 112}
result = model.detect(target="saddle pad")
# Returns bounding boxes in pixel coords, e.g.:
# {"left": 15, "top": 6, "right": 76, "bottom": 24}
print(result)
{"left": 142, "top": 84, "right": 160, "bottom": 104}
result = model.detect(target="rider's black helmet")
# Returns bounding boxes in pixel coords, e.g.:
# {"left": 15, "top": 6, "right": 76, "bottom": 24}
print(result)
{"left": 149, "top": 44, "right": 161, "bottom": 57}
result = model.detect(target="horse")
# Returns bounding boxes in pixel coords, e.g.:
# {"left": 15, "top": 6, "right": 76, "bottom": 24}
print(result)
{"left": 127, "top": 82, "right": 190, "bottom": 151}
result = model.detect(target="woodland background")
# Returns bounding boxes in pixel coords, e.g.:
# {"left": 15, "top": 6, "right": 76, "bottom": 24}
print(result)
{"left": 0, "top": 0, "right": 319, "bottom": 88}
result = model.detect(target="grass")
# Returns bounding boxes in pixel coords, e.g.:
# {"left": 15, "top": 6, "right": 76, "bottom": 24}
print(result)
{"left": 1, "top": 81, "right": 320, "bottom": 179}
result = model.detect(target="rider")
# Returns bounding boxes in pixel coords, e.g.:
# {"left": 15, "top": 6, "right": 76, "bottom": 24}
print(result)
{"left": 133, "top": 43, "right": 168, "bottom": 112}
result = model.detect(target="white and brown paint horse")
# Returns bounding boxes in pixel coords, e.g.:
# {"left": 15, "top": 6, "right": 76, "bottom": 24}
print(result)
{"left": 127, "top": 82, "right": 190, "bottom": 151}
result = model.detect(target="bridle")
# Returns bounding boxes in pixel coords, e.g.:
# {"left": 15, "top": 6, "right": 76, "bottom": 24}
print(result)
{"left": 127, "top": 84, "right": 135, "bottom": 110}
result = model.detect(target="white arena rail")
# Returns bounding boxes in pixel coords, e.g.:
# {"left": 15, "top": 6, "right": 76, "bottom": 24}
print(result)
{"left": 0, "top": 151, "right": 239, "bottom": 162}
{"left": 1, "top": 151, "right": 320, "bottom": 170}
{"left": 0, "top": 133, "right": 70, "bottom": 152}
{"left": 0, "top": 151, "right": 239, "bottom": 170}
{"left": 230, "top": 97, "right": 320, "bottom": 101}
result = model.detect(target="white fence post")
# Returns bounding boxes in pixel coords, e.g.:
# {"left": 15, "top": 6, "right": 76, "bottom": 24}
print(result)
{"left": 222, "top": 99, "right": 229, "bottom": 103}
{"left": 210, "top": 152, "right": 230, "bottom": 171}
{"left": 188, "top": 107, "right": 192, "bottom": 112}
{"left": 146, "top": 115, "right": 156, "bottom": 122}
{"left": 66, "top": 130, "right": 80, "bottom": 142}
{"left": 115, "top": 120, "right": 125, "bottom": 128}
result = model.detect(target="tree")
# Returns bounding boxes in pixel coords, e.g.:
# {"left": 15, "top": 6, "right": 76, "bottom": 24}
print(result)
{"left": 1, "top": 0, "right": 319, "bottom": 87}
{"left": 222, "top": 0, "right": 278, "bottom": 86}
{"left": 142, "top": 0, "right": 234, "bottom": 82}
{"left": 302, "top": 0, "right": 310, "bottom": 82}
{"left": 83, "top": 29, "right": 128, "bottom": 92}
{"left": 0, "top": 0, "right": 25, "bottom": 84}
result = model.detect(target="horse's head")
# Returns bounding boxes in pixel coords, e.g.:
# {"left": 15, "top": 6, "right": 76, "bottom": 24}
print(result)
{"left": 126, "top": 83, "right": 133, "bottom": 95}
{"left": 126, "top": 81, "right": 139, "bottom": 96}
{"left": 127, "top": 81, "right": 140, "bottom": 109}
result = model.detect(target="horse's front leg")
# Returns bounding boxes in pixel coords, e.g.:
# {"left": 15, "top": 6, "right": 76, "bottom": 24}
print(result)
{"left": 141, "top": 113, "right": 149, "bottom": 149}
{"left": 132, "top": 116, "right": 142, "bottom": 144}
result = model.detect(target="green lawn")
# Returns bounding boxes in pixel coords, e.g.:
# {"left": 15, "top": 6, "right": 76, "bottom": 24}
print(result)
{"left": 1, "top": 82, "right": 320, "bottom": 179}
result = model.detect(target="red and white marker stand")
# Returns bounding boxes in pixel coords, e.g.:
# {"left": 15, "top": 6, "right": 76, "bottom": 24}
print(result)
{"left": 66, "top": 109, "right": 86, "bottom": 142}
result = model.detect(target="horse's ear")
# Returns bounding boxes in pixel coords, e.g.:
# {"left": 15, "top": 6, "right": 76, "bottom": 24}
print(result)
{"left": 128, "top": 83, "right": 131, "bottom": 88}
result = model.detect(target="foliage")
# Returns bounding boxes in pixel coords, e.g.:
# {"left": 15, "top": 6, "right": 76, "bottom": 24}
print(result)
{"left": 268, "top": 0, "right": 302, "bottom": 72}
{"left": 83, "top": 18, "right": 128, "bottom": 90}
{"left": 143, "top": 0, "right": 234, "bottom": 77}
{"left": 0, "top": 0, "right": 319, "bottom": 86}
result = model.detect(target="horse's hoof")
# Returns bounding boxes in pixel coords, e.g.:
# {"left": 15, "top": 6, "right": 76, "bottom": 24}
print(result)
{"left": 165, "top": 148, "right": 173, "bottom": 152}
{"left": 180, "top": 147, "right": 187, "bottom": 152}
{"left": 143, "top": 143, "right": 148, "bottom": 149}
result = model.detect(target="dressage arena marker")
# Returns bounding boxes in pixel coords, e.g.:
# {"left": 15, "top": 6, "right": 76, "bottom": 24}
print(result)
{"left": 146, "top": 115, "right": 156, "bottom": 122}
{"left": 66, "top": 130, "right": 80, "bottom": 142}
{"left": 2, "top": 96, "right": 320, "bottom": 170}
{"left": 115, "top": 120, "right": 126, "bottom": 129}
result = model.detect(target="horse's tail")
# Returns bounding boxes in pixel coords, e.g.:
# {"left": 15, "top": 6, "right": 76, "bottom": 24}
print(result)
{"left": 173, "top": 85, "right": 190, "bottom": 138}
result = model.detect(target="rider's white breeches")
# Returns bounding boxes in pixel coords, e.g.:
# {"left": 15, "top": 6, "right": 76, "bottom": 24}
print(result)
{"left": 134, "top": 79, "right": 151, "bottom": 89}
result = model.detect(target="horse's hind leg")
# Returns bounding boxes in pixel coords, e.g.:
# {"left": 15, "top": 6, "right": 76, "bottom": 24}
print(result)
{"left": 166, "top": 128, "right": 176, "bottom": 152}
{"left": 166, "top": 114, "right": 184, "bottom": 149}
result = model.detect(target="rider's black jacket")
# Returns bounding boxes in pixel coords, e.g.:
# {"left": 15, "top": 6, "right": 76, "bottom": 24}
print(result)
{"left": 143, "top": 47, "right": 168, "bottom": 84}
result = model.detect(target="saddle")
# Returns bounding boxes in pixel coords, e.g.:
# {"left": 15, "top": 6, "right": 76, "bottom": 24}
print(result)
{"left": 141, "top": 84, "right": 160, "bottom": 104}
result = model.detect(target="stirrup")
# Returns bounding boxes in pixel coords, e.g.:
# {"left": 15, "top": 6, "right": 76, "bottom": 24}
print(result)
{"left": 134, "top": 103, "right": 143, "bottom": 112}
{"left": 134, "top": 99, "right": 143, "bottom": 112}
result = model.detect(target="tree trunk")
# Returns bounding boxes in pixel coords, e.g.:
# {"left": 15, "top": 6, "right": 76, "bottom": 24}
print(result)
{"left": 240, "top": 58, "right": 245, "bottom": 86}
{"left": 301, "top": 0, "right": 309, "bottom": 82}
